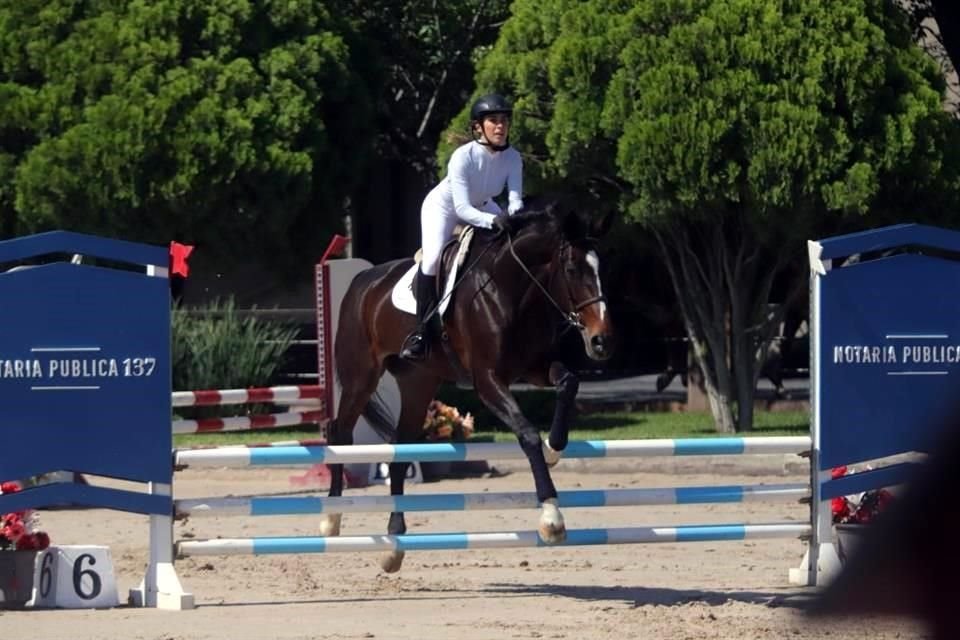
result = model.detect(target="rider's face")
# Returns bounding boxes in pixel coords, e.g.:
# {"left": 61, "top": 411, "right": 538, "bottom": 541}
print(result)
{"left": 478, "top": 113, "right": 510, "bottom": 146}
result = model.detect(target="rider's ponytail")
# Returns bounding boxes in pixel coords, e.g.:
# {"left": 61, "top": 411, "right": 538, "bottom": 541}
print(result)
{"left": 446, "top": 130, "right": 472, "bottom": 146}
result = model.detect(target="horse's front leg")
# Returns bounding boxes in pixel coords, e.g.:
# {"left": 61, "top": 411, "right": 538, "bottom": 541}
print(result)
{"left": 474, "top": 369, "right": 566, "bottom": 544}
{"left": 542, "top": 362, "right": 579, "bottom": 468}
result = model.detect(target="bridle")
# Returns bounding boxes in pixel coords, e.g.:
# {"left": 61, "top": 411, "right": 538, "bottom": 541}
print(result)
{"left": 422, "top": 223, "right": 607, "bottom": 334}
{"left": 505, "top": 232, "right": 606, "bottom": 332}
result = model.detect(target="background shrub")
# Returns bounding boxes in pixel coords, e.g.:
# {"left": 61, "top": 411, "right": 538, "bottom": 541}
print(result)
{"left": 172, "top": 298, "right": 299, "bottom": 417}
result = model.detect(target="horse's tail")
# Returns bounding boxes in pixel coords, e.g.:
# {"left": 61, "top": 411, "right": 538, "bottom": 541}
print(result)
{"left": 331, "top": 348, "right": 398, "bottom": 442}
{"left": 329, "top": 259, "right": 414, "bottom": 443}
{"left": 362, "top": 386, "right": 398, "bottom": 442}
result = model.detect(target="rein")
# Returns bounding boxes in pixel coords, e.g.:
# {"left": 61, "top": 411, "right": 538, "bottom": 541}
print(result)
{"left": 421, "top": 234, "right": 499, "bottom": 325}
{"left": 422, "top": 224, "right": 605, "bottom": 335}
{"left": 505, "top": 232, "right": 605, "bottom": 332}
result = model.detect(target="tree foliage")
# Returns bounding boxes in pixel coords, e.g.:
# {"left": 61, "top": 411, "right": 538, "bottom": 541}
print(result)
{"left": 466, "top": 0, "right": 960, "bottom": 431}
{"left": 340, "top": 0, "right": 511, "bottom": 173}
{"left": 439, "top": 0, "right": 627, "bottom": 199}
{"left": 332, "top": 1, "right": 512, "bottom": 261}
{"left": 0, "top": 0, "right": 375, "bottom": 269}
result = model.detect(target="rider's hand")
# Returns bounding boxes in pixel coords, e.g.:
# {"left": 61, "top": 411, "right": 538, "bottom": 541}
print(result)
{"left": 491, "top": 216, "right": 513, "bottom": 237}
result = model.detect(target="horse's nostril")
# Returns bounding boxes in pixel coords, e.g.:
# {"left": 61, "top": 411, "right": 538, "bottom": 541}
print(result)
{"left": 591, "top": 335, "right": 607, "bottom": 352}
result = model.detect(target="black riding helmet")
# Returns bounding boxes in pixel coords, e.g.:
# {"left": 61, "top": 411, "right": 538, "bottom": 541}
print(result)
{"left": 470, "top": 93, "right": 513, "bottom": 122}
{"left": 470, "top": 93, "right": 513, "bottom": 151}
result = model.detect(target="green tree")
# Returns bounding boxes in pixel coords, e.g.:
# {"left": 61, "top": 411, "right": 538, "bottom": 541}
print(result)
{"left": 0, "top": 0, "right": 375, "bottom": 271}
{"left": 463, "top": 0, "right": 960, "bottom": 431}
{"left": 338, "top": 1, "right": 512, "bottom": 260}
{"left": 342, "top": 0, "right": 511, "bottom": 174}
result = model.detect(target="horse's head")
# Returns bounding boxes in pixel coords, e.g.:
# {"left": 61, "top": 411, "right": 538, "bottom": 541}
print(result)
{"left": 507, "top": 200, "right": 615, "bottom": 361}
{"left": 554, "top": 207, "right": 615, "bottom": 361}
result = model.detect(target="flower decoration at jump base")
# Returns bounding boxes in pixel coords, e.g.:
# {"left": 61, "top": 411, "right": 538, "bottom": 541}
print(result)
{"left": 422, "top": 400, "right": 475, "bottom": 442}
{"left": 830, "top": 466, "right": 895, "bottom": 525}
{"left": 0, "top": 481, "right": 51, "bottom": 552}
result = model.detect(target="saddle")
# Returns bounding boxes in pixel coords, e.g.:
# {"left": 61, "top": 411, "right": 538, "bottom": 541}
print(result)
{"left": 391, "top": 225, "right": 476, "bottom": 316}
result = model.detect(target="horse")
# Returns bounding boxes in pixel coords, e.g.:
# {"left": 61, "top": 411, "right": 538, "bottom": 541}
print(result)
{"left": 321, "top": 201, "right": 615, "bottom": 572}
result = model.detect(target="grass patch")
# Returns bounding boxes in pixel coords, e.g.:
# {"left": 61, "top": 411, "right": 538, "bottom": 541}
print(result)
{"left": 483, "top": 410, "right": 808, "bottom": 442}
{"left": 173, "top": 409, "right": 809, "bottom": 448}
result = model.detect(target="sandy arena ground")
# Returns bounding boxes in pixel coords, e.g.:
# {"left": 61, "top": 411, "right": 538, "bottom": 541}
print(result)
{"left": 0, "top": 457, "right": 930, "bottom": 640}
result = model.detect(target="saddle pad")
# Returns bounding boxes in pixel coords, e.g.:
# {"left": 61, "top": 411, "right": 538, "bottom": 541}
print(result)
{"left": 391, "top": 228, "right": 474, "bottom": 316}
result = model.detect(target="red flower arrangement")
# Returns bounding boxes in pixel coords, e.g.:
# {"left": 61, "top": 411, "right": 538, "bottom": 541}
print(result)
{"left": 830, "top": 466, "right": 895, "bottom": 525}
{"left": 0, "top": 481, "right": 51, "bottom": 551}
{"left": 422, "top": 400, "right": 475, "bottom": 442}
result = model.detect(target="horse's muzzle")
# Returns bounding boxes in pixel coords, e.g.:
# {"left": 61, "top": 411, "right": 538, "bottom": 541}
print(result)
{"left": 589, "top": 334, "right": 613, "bottom": 360}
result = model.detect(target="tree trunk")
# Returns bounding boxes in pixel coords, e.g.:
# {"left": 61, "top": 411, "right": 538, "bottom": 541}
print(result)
{"left": 729, "top": 287, "right": 758, "bottom": 433}
{"left": 931, "top": 2, "right": 960, "bottom": 73}
{"left": 688, "top": 324, "right": 736, "bottom": 433}
{"left": 652, "top": 211, "right": 806, "bottom": 434}
{"left": 704, "top": 373, "right": 736, "bottom": 433}
{"left": 734, "top": 350, "right": 755, "bottom": 432}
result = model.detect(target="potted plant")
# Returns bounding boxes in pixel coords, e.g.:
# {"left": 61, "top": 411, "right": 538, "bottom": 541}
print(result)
{"left": 0, "top": 481, "right": 51, "bottom": 608}
{"left": 421, "top": 400, "right": 487, "bottom": 479}
{"left": 830, "top": 466, "right": 895, "bottom": 562}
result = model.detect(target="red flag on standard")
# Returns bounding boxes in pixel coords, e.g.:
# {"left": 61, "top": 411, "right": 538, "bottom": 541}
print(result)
{"left": 319, "top": 234, "right": 350, "bottom": 265}
{"left": 169, "top": 242, "right": 195, "bottom": 277}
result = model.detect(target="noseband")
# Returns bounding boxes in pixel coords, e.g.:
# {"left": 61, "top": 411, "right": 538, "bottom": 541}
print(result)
{"left": 505, "top": 233, "right": 606, "bottom": 332}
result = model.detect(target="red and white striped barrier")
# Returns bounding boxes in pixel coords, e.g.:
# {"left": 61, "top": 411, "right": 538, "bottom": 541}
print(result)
{"left": 172, "top": 410, "right": 325, "bottom": 435}
{"left": 172, "top": 385, "right": 323, "bottom": 408}
{"left": 177, "top": 438, "right": 327, "bottom": 450}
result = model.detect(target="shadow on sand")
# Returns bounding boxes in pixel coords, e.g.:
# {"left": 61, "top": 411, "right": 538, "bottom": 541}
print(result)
{"left": 480, "top": 582, "right": 816, "bottom": 610}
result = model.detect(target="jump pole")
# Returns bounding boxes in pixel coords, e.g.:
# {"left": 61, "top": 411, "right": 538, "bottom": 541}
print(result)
{"left": 177, "top": 523, "right": 812, "bottom": 557}
{"left": 175, "top": 483, "right": 809, "bottom": 517}
{"left": 174, "top": 436, "right": 812, "bottom": 468}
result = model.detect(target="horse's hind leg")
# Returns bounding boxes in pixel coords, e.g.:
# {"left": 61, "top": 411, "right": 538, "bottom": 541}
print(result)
{"left": 379, "top": 371, "right": 441, "bottom": 573}
{"left": 320, "top": 361, "right": 384, "bottom": 538}
{"left": 473, "top": 369, "right": 566, "bottom": 544}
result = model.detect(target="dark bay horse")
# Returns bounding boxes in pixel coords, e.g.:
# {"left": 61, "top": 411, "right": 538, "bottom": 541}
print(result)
{"left": 321, "top": 203, "right": 614, "bottom": 572}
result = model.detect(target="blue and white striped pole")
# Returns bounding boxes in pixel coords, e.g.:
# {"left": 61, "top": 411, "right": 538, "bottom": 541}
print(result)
{"left": 176, "top": 523, "right": 811, "bottom": 557}
{"left": 175, "top": 483, "right": 808, "bottom": 517}
{"left": 174, "top": 436, "right": 811, "bottom": 468}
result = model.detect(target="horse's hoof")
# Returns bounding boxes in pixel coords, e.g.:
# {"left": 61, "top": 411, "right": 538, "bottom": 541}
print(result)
{"left": 543, "top": 442, "right": 562, "bottom": 468}
{"left": 538, "top": 499, "right": 566, "bottom": 545}
{"left": 319, "top": 513, "right": 342, "bottom": 537}
{"left": 379, "top": 551, "right": 405, "bottom": 573}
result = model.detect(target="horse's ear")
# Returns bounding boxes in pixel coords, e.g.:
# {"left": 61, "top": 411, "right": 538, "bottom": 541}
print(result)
{"left": 591, "top": 211, "right": 616, "bottom": 238}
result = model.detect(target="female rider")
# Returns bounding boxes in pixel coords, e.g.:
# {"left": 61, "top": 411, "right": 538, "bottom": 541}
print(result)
{"left": 400, "top": 93, "right": 524, "bottom": 361}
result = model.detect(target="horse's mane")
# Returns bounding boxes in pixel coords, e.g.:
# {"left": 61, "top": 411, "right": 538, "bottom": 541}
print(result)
{"left": 509, "top": 195, "right": 599, "bottom": 248}
{"left": 507, "top": 195, "right": 566, "bottom": 236}
{"left": 507, "top": 209, "right": 553, "bottom": 233}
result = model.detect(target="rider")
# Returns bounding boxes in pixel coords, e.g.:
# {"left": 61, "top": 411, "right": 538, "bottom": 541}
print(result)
{"left": 400, "top": 93, "right": 524, "bottom": 361}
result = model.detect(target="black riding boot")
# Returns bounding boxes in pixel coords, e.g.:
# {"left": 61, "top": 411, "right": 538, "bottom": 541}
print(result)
{"left": 400, "top": 271, "right": 438, "bottom": 361}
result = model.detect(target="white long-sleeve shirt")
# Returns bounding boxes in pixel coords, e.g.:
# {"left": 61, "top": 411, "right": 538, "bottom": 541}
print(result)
{"left": 426, "top": 141, "right": 523, "bottom": 229}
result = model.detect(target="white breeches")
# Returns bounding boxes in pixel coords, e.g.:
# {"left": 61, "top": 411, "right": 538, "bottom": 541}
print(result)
{"left": 419, "top": 194, "right": 500, "bottom": 276}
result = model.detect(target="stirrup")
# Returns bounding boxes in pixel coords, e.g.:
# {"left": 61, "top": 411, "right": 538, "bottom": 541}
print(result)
{"left": 400, "top": 331, "right": 429, "bottom": 361}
